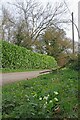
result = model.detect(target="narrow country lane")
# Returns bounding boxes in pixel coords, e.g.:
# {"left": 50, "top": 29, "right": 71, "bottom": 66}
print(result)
{"left": 0, "top": 70, "right": 51, "bottom": 85}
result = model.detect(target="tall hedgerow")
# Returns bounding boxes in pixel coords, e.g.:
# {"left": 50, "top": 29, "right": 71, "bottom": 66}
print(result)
{"left": 1, "top": 40, "right": 57, "bottom": 69}
{"left": 0, "top": 40, "right": 2, "bottom": 68}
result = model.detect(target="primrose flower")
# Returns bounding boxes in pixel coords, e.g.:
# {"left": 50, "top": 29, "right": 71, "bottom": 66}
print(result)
{"left": 54, "top": 97, "right": 58, "bottom": 102}
{"left": 43, "top": 96, "right": 48, "bottom": 100}
{"left": 47, "top": 94, "right": 50, "bottom": 97}
{"left": 39, "top": 97, "right": 42, "bottom": 100}
{"left": 54, "top": 91, "right": 58, "bottom": 95}
{"left": 45, "top": 101, "right": 47, "bottom": 104}
{"left": 49, "top": 100, "right": 52, "bottom": 103}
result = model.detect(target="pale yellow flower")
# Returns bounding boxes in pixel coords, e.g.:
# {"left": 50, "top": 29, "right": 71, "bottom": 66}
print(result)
{"left": 54, "top": 97, "right": 58, "bottom": 101}
{"left": 39, "top": 97, "right": 42, "bottom": 100}
{"left": 54, "top": 91, "right": 58, "bottom": 95}
{"left": 43, "top": 96, "right": 48, "bottom": 100}
{"left": 49, "top": 100, "right": 52, "bottom": 103}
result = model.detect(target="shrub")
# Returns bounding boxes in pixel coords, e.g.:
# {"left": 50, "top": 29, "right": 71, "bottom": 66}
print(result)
{"left": 68, "top": 54, "right": 79, "bottom": 71}
{"left": 1, "top": 40, "right": 57, "bottom": 70}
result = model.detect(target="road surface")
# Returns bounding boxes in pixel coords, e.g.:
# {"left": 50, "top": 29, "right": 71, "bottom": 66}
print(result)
{"left": 0, "top": 70, "right": 51, "bottom": 85}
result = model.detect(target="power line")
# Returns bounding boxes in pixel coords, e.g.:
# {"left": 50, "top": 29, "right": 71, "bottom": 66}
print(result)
{"left": 63, "top": 0, "right": 79, "bottom": 54}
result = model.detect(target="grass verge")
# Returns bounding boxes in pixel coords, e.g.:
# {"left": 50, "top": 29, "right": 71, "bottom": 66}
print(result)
{"left": 2, "top": 68, "right": 78, "bottom": 119}
{"left": 0, "top": 68, "right": 46, "bottom": 73}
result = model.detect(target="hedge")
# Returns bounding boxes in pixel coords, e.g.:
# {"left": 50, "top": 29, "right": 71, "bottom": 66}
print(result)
{"left": 0, "top": 40, "right": 2, "bottom": 68}
{"left": 1, "top": 40, "right": 57, "bottom": 69}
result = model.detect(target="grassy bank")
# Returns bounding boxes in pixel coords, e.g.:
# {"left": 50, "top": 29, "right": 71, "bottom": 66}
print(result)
{"left": 2, "top": 68, "right": 78, "bottom": 119}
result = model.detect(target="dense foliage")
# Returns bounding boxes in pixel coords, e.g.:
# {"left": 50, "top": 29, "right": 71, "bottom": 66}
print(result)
{"left": 1, "top": 40, "right": 57, "bottom": 69}
{"left": 0, "top": 40, "right": 2, "bottom": 68}
{"left": 67, "top": 54, "right": 79, "bottom": 71}
{"left": 2, "top": 68, "right": 78, "bottom": 118}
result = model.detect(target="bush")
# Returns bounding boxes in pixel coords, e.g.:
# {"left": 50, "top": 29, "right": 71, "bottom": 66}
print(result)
{"left": 68, "top": 54, "right": 79, "bottom": 71}
{"left": 1, "top": 40, "right": 57, "bottom": 70}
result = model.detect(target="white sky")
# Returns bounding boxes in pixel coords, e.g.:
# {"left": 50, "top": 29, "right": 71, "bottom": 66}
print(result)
{"left": 0, "top": 0, "right": 79, "bottom": 42}
{"left": 39, "top": 0, "right": 79, "bottom": 42}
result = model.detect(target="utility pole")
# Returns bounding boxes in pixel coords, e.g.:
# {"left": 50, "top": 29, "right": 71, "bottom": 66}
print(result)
{"left": 72, "top": 12, "right": 74, "bottom": 54}
{"left": 78, "top": 1, "right": 80, "bottom": 53}
{"left": 78, "top": 1, "right": 80, "bottom": 42}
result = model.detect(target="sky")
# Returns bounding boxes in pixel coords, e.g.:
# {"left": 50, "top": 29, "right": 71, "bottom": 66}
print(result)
{"left": 0, "top": 0, "right": 79, "bottom": 42}
{"left": 39, "top": 0, "right": 80, "bottom": 42}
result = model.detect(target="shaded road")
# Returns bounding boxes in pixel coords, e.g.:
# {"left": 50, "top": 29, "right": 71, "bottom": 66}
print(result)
{"left": 0, "top": 70, "right": 51, "bottom": 85}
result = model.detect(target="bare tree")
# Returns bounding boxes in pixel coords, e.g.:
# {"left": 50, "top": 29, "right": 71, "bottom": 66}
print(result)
{"left": 0, "top": 6, "right": 15, "bottom": 41}
{"left": 8, "top": 0, "right": 68, "bottom": 44}
{"left": 0, "top": 0, "right": 70, "bottom": 50}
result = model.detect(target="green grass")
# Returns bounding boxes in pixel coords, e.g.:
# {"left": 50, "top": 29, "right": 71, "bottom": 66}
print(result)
{"left": 0, "top": 68, "right": 46, "bottom": 73}
{"left": 2, "top": 68, "right": 78, "bottom": 119}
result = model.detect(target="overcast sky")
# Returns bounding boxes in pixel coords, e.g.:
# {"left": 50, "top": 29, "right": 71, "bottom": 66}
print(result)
{"left": 0, "top": 0, "right": 79, "bottom": 42}
{"left": 40, "top": 0, "right": 79, "bottom": 42}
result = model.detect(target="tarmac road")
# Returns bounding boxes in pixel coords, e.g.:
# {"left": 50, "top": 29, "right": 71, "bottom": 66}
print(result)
{"left": 0, "top": 70, "right": 51, "bottom": 85}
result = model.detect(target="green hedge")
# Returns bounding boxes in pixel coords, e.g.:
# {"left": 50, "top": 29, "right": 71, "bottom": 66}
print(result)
{"left": 1, "top": 40, "right": 57, "bottom": 69}
{"left": 0, "top": 40, "right": 2, "bottom": 68}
